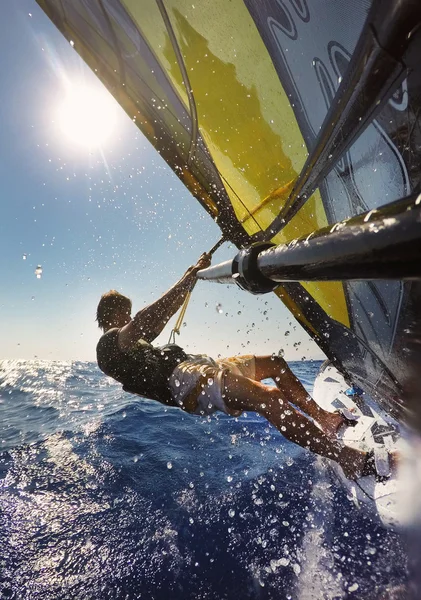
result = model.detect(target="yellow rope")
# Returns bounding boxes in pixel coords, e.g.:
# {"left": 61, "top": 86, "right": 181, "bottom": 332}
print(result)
{"left": 168, "top": 283, "right": 196, "bottom": 344}
{"left": 168, "top": 237, "right": 224, "bottom": 345}
{"left": 174, "top": 287, "right": 194, "bottom": 333}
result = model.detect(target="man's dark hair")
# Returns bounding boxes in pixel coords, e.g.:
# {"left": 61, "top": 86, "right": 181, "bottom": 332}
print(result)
{"left": 96, "top": 290, "right": 132, "bottom": 330}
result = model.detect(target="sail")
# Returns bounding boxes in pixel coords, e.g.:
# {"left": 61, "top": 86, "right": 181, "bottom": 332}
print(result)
{"left": 36, "top": 0, "right": 421, "bottom": 420}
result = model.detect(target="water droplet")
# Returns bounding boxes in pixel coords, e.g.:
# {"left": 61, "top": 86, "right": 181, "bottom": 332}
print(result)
{"left": 35, "top": 265, "right": 43, "bottom": 279}
{"left": 70, "top": 40, "right": 75, "bottom": 47}
{"left": 285, "top": 330, "right": 290, "bottom": 336}
{"left": 207, "top": 377, "right": 214, "bottom": 386}
{"left": 22, "top": 253, "right": 27, "bottom": 260}
{"left": 167, "top": 461, "right": 173, "bottom": 469}
{"left": 226, "top": 475, "right": 233, "bottom": 482}
{"left": 174, "top": 379, "right": 180, "bottom": 387}
{"left": 237, "top": 311, "right": 242, "bottom": 315}
{"left": 278, "top": 349, "right": 285, "bottom": 358}
{"left": 228, "top": 509, "right": 235, "bottom": 517}
{"left": 216, "top": 303, "right": 223, "bottom": 314}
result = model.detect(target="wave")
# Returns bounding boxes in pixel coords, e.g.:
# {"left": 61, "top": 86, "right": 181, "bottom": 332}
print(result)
{"left": 0, "top": 359, "right": 408, "bottom": 598}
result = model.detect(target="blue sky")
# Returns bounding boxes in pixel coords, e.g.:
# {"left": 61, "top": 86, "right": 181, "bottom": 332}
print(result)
{"left": 0, "top": 0, "right": 323, "bottom": 362}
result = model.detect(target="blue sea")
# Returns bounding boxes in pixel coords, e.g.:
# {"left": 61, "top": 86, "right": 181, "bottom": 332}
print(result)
{"left": 0, "top": 360, "right": 408, "bottom": 599}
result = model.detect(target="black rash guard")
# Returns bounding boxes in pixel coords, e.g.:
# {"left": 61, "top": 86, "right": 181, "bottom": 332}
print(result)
{"left": 96, "top": 328, "right": 188, "bottom": 406}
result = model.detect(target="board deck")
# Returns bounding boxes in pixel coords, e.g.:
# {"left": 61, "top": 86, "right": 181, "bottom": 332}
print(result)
{"left": 313, "top": 363, "right": 406, "bottom": 528}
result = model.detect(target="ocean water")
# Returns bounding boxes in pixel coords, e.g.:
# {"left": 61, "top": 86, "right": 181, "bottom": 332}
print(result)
{"left": 0, "top": 360, "right": 408, "bottom": 600}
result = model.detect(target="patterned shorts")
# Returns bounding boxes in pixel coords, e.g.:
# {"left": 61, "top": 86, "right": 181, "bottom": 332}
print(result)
{"left": 168, "top": 354, "right": 256, "bottom": 416}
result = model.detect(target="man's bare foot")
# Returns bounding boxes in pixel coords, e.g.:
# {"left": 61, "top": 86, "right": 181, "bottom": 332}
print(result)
{"left": 319, "top": 409, "right": 357, "bottom": 439}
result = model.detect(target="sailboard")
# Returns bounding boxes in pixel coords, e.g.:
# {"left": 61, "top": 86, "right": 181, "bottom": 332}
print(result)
{"left": 313, "top": 363, "right": 406, "bottom": 528}
{"left": 36, "top": 0, "right": 421, "bottom": 519}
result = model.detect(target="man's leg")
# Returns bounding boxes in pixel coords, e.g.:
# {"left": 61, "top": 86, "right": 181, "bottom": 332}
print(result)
{"left": 222, "top": 370, "right": 367, "bottom": 480}
{"left": 253, "top": 355, "right": 347, "bottom": 437}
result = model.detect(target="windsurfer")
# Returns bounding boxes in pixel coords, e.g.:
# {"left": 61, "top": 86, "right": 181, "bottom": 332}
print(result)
{"left": 96, "top": 253, "right": 380, "bottom": 480}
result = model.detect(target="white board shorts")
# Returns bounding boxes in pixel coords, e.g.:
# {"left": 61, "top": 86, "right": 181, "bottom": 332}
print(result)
{"left": 168, "top": 355, "right": 256, "bottom": 416}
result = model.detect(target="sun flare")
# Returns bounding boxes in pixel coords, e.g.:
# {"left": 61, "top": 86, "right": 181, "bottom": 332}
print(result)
{"left": 57, "top": 85, "right": 117, "bottom": 147}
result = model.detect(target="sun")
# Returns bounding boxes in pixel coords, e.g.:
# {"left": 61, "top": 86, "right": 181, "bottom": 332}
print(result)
{"left": 57, "top": 84, "right": 117, "bottom": 147}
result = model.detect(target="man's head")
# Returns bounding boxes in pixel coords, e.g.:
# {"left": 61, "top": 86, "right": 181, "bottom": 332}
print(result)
{"left": 96, "top": 290, "right": 132, "bottom": 331}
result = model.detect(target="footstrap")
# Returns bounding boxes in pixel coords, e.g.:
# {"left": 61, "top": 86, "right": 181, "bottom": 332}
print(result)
{"left": 336, "top": 407, "right": 359, "bottom": 426}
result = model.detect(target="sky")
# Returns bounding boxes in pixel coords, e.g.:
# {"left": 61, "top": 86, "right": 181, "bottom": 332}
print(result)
{"left": 0, "top": 0, "right": 323, "bottom": 362}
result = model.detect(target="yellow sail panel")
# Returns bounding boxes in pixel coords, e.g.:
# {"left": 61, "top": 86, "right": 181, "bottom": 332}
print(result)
{"left": 123, "top": 0, "right": 302, "bottom": 221}
{"left": 275, "top": 282, "right": 349, "bottom": 342}
{"left": 302, "top": 282, "right": 349, "bottom": 328}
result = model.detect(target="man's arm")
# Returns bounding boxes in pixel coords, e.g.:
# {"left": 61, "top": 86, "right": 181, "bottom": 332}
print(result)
{"left": 118, "top": 253, "right": 211, "bottom": 350}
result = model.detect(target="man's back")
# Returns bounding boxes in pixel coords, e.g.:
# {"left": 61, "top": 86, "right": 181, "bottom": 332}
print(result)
{"left": 97, "top": 328, "right": 187, "bottom": 405}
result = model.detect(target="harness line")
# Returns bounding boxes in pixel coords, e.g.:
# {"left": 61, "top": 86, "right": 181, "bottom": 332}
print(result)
{"left": 168, "top": 237, "right": 225, "bottom": 344}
